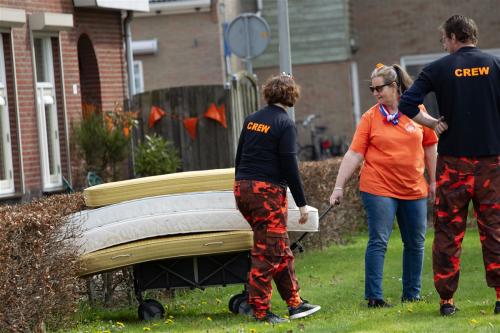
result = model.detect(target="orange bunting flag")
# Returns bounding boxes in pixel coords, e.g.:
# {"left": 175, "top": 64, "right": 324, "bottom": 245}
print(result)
{"left": 204, "top": 103, "right": 227, "bottom": 128}
{"left": 183, "top": 117, "right": 198, "bottom": 140}
{"left": 148, "top": 105, "right": 166, "bottom": 128}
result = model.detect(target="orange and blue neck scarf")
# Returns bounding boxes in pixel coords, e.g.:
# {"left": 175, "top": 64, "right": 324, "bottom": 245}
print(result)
{"left": 379, "top": 104, "right": 400, "bottom": 125}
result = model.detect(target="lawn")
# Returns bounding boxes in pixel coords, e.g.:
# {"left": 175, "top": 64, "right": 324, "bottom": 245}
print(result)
{"left": 66, "top": 228, "right": 499, "bottom": 333}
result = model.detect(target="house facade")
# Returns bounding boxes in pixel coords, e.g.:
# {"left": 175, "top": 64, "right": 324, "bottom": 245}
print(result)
{"left": 130, "top": 0, "right": 500, "bottom": 149}
{"left": 0, "top": 0, "right": 148, "bottom": 201}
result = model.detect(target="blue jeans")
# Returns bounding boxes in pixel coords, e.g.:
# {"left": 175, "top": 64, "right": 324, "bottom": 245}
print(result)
{"left": 361, "top": 192, "right": 427, "bottom": 301}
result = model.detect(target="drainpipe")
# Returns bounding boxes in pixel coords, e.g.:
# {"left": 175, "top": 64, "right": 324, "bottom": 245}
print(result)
{"left": 124, "top": 10, "right": 135, "bottom": 98}
{"left": 124, "top": 10, "right": 136, "bottom": 177}
{"left": 256, "top": 0, "right": 263, "bottom": 16}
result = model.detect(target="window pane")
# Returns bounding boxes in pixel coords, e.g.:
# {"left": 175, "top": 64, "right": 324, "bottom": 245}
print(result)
{"left": 34, "top": 38, "right": 47, "bottom": 82}
{"left": 44, "top": 104, "right": 56, "bottom": 175}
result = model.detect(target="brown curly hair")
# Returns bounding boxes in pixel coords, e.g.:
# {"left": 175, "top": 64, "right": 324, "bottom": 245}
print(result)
{"left": 262, "top": 74, "right": 300, "bottom": 107}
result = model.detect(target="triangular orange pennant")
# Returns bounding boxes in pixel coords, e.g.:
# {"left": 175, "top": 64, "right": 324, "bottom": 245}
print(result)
{"left": 216, "top": 103, "right": 227, "bottom": 128}
{"left": 204, "top": 103, "right": 227, "bottom": 128}
{"left": 148, "top": 105, "right": 166, "bottom": 128}
{"left": 183, "top": 117, "right": 198, "bottom": 140}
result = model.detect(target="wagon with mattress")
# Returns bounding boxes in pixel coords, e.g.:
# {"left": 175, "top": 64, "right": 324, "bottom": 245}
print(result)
{"left": 71, "top": 168, "right": 320, "bottom": 319}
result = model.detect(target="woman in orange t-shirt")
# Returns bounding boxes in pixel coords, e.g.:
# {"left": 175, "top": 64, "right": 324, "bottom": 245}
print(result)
{"left": 329, "top": 64, "right": 438, "bottom": 307}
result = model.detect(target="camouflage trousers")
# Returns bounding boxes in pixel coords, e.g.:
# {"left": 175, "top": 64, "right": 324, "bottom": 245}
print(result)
{"left": 433, "top": 155, "right": 500, "bottom": 300}
{"left": 234, "top": 180, "right": 301, "bottom": 318}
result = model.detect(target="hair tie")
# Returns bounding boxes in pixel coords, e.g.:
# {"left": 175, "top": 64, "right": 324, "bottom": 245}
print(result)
{"left": 375, "top": 63, "right": 385, "bottom": 69}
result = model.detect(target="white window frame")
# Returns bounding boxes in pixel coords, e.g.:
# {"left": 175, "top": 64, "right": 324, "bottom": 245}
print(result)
{"left": 134, "top": 60, "right": 144, "bottom": 94}
{"left": 33, "top": 35, "right": 62, "bottom": 191}
{"left": 133, "top": 60, "right": 144, "bottom": 94}
{"left": 0, "top": 33, "right": 14, "bottom": 195}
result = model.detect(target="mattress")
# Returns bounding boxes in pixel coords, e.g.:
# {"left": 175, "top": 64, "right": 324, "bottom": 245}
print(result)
{"left": 78, "top": 231, "right": 254, "bottom": 276}
{"left": 70, "top": 190, "right": 319, "bottom": 254}
{"left": 84, "top": 168, "right": 235, "bottom": 207}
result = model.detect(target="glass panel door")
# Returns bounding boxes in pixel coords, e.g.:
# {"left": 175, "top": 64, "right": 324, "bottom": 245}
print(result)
{"left": 34, "top": 37, "right": 61, "bottom": 190}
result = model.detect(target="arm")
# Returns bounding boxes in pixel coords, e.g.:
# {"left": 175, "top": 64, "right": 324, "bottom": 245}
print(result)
{"left": 279, "top": 124, "right": 309, "bottom": 224}
{"left": 329, "top": 150, "right": 364, "bottom": 205}
{"left": 424, "top": 144, "right": 437, "bottom": 201}
{"left": 399, "top": 70, "right": 446, "bottom": 131}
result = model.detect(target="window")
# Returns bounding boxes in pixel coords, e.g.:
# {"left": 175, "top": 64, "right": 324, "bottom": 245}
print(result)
{"left": 0, "top": 34, "right": 14, "bottom": 195}
{"left": 401, "top": 49, "right": 500, "bottom": 118}
{"left": 133, "top": 60, "right": 144, "bottom": 94}
{"left": 33, "top": 36, "right": 62, "bottom": 190}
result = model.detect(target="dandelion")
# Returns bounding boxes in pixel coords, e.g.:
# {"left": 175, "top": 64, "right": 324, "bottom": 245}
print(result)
{"left": 143, "top": 327, "right": 151, "bottom": 331}
{"left": 216, "top": 298, "right": 222, "bottom": 304}
{"left": 164, "top": 319, "right": 174, "bottom": 325}
{"left": 207, "top": 316, "right": 212, "bottom": 321}
{"left": 116, "top": 322, "right": 125, "bottom": 327}
{"left": 250, "top": 329, "right": 257, "bottom": 333}
{"left": 469, "top": 319, "right": 479, "bottom": 325}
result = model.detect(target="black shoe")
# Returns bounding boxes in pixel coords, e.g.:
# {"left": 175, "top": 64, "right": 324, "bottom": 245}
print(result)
{"left": 440, "top": 303, "right": 457, "bottom": 316}
{"left": 367, "top": 299, "right": 393, "bottom": 308}
{"left": 495, "top": 301, "right": 500, "bottom": 314}
{"left": 288, "top": 302, "right": 321, "bottom": 319}
{"left": 254, "top": 311, "right": 289, "bottom": 324}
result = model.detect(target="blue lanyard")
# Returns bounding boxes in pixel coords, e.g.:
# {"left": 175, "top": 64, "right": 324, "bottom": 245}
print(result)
{"left": 379, "top": 104, "right": 400, "bottom": 125}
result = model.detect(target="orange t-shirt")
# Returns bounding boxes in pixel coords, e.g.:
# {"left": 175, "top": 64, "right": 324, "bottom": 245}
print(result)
{"left": 350, "top": 104, "right": 438, "bottom": 199}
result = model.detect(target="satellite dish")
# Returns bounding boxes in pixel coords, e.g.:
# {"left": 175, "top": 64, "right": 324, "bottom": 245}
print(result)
{"left": 225, "top": 13, "right": 270, "bottom": 72}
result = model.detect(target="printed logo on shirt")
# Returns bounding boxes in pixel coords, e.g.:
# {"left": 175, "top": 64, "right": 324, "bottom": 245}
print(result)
{"left": 405, "top": 122, "right": 417, "bottom": 133}
{"left": 247, "top": 121, "right": 271, "bottom": 134}
{"left": 454, "top": 66, "right": 489, "bottom": 77}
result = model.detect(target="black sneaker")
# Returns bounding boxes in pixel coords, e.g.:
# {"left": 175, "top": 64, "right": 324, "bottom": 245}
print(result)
{"left": 367, "top": 299, "right": 392, "bottom": 308}
{"left": 494, "top": 301, "right": 500, "bottom": 314}
{"left": 440, "top": 303, "right": 457, "bottom": 316}
{"left": 288, "top": 302, "right": 321, "bottom": 319}
{"left": 254, "top": 311, "right": 289, "bottom": 324}
{"left": 401, "top": 296, "right": 422, "bottom": 303}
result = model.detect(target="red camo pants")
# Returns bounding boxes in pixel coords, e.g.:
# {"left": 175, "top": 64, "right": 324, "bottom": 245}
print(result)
{"left": 433, "top": 155, "right": 500, "bottom": 300}
{"left": 234, "top": 180, "right": 301, "bottom": 318}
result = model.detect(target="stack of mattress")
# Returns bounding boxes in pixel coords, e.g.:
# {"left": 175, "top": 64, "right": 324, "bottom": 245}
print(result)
{"left": 72, "top": 168, "right": 319, "bottom": 276}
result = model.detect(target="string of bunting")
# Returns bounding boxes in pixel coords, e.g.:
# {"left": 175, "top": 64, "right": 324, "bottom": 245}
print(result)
{"left": 148, "top": 103, "right": 227, "bottom": 140}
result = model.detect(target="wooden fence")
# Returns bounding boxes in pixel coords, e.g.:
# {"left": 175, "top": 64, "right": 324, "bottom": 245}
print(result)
{"left": 127, "top": 73, "right": 258, "bottom": 172}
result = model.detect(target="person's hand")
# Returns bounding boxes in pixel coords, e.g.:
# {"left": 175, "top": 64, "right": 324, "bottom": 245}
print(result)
{"left": 329, "top": 187, "right": 343, "bottom": 206}
{"left": 435, "top": 117, "right": 448, "bottom": 135}
{"left": 428, "top": 181, "right": 436, "bottom": 202}
{"left": 298, "top": 206, "right": 309, "bottom": 224}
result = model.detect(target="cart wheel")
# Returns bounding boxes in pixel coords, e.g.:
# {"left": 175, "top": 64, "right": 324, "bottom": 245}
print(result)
{"left": 138, "top": 299, "right": 165, "bottom": 320}
{"left": 228, "top": 293, "right": 243, "bottom": 314}
{"left": 237, "top": 298, "right": 253, "bottom": 317}
{"left": 229, "top": 292, "right": 248, "bottom": 314}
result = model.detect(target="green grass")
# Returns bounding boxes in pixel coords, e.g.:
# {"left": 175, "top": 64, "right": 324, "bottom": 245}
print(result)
{"left": 65, "top": 229, "right": 499, "bottom": 333}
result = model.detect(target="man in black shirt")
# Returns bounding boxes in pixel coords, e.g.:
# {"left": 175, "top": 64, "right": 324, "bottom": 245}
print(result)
{"left": 399, "top": 15, "right": 500, "bottom": 316}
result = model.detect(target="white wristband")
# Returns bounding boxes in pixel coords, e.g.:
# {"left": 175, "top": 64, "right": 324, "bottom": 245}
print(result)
{"left": 334, "top": 186, "right": 343, "bottom": 191}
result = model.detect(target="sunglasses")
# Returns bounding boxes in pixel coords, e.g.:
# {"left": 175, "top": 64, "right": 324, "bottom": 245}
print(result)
{"left": 369, "top": 82, "right": 393, "bottom": 93}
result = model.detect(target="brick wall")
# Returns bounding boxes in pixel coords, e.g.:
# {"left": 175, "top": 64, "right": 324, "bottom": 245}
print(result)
{"left": 131, "top": 11, "right": 226, "bottom": 91}
{"left": 351, "top": 0, "right": 500, "bottom": 113}
{"left": 0, "top": 0, "right": 127, "bottom": 199}
{"left": 255, "top": 61, "right": 356, "bottom": 143}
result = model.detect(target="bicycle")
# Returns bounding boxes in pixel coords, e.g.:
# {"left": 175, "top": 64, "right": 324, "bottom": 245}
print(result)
{"left": 296, "top": 114, "right": 329, "bottom": 161}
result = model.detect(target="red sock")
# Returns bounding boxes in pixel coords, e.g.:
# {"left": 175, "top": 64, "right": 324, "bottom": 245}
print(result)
{"left": 286, "top": 294, "right": 302, "bottom": 308}
{"left": 440, "top": 298, "right": 454, "bottom": 305}
{"left": 496, "top": 287, "right": 500, "bottom": 301}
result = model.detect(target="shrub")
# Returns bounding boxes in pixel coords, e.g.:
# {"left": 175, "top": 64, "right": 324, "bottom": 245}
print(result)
{"left": 0, "top": 193, "right": 86, "bottom": 332}
{"left": 73, "top": 103, "right": 137, "bottom": 181}
{"left": 297, "top": 158, "right": 365, "bottom": 248}
{"left": 134, "top": 134, "right": 181, "bottom": 177}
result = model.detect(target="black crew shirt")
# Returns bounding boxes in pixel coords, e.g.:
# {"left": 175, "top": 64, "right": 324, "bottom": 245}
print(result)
{"left": 399, "top": 47, "right": 500, "bottom": 157}
{"left": 235, "top": 104, "right": 307, "bottom": 207}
